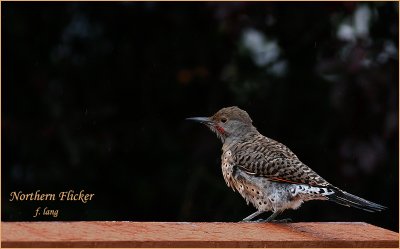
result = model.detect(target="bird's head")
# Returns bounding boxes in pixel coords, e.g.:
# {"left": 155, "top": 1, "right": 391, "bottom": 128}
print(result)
{"left": 186, "top": 106, "right": 257, "bottom": 143}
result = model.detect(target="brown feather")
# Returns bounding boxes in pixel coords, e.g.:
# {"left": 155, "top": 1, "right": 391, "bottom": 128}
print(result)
{"left": 231, "top": 134, "right": 331, "bottom": 187}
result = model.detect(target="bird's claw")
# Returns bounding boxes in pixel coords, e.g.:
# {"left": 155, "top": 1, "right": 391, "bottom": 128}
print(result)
{"left": 271, "top": 218, "right": 292, "bottom": 223}
{"left": 251, "top": 218, "right": 292, "bottom": 223}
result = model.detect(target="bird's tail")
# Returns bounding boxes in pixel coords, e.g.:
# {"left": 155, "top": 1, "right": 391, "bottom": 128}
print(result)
{"left": 328, "top": 188, "right": 387, "bottom": 212}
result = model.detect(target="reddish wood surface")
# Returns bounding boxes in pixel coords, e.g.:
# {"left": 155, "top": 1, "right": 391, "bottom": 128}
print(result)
{"left": 1, "top": 221, "right": 398, "bottom": 248}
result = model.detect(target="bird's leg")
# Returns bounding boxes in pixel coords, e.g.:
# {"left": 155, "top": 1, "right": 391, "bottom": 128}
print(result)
{"left": 255, "top": 211, "right": 292, "bottom": 223}
{"left": 264, "top": 211, "right": 280, "bottom": 222}
{"left": 242, "top": 210, "right": 264, "bottom": 221}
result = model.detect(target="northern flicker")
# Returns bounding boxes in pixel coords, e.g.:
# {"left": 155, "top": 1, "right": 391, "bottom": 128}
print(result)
{"left": 187, "top": 106, "right": 386, "bottom": 222}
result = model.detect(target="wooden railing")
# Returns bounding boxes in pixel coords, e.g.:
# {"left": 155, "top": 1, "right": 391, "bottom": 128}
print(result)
{"left": 1, "top": 221, "right": 398, "bottom": 247}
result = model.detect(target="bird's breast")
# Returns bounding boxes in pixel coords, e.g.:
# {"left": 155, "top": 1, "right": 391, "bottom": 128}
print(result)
{"left": 221, "top": 149, "right": 236, "bottom": 189}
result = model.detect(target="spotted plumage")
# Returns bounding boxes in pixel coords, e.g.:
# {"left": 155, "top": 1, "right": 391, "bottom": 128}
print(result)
{"left": 187, "top": 106, "right": 386, "bottom": 222}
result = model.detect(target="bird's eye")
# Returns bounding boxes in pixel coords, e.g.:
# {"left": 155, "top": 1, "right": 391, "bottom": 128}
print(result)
{"left": 221, "top": 118, "right": 227, "bottom": 123}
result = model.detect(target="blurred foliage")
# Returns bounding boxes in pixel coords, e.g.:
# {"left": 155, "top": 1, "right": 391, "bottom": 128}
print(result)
{"left": 2, "top": 2, "right": 398, "bottom": 231}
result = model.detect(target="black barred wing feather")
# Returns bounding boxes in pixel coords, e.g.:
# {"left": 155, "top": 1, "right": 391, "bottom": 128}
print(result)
{"left": 232, "top": 135, "right": 330, "bottom": 187}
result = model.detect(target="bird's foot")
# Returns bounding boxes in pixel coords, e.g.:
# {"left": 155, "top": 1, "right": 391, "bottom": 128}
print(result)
{"left": 271, "top": 218, "right": 292, "bottom": 223}
{"left": 240, "top": 220, "right": 259, "bottom": 223}
{"left": 253, "top": 218, "right": 292, "bottom": 223}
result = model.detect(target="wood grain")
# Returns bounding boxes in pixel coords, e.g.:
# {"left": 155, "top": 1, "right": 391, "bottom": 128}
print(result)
{"left": 1, "top": 222, "right": 398, "bottom": 247}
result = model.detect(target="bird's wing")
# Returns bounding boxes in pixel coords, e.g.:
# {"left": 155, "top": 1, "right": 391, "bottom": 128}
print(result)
{"left": 232, "top": 136, "right": 330, "bottom": 187}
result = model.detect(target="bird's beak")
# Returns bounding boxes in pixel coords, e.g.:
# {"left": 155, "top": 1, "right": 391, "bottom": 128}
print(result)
{"left": 186, "top": 117, "right": 213, "bottom": 125}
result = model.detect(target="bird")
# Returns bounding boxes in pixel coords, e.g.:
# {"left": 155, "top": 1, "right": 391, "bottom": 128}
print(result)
{"left": 186, "top": 106, "right": 386, "bottom": 222}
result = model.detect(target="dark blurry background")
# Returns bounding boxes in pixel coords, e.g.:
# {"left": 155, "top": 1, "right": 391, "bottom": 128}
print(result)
{"left": 2, "top": 2, "right": 398, "bottom": 231}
